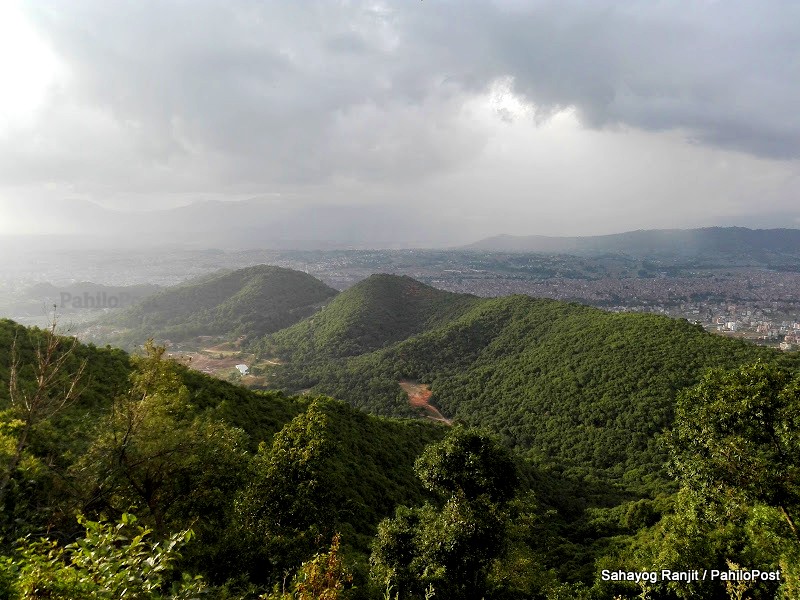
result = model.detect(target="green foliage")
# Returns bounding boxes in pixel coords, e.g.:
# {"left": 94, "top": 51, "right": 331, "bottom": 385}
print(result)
{"left": 0, "top": 320, "right": 130, "bottom": 536}
{"left": 414, "top": 426, "right": 517, "bottom": 504}
{"left": 0, "top": 513, "right": 206, "bottom": 599}
{"left": 233, "top": 401, "right": 335, "bottom": 579}
{"left": 266, "top": 285, "right": 798, "bottom": 493}
{"left": 101, "top": 265, "right": 338, "bottom": 347}
{"left": 371, "top": 428, "right": 519, "bottom": 600}
{"left": 74, "top": 341, "right": 251, "bottom": 533}
{"left": 605, "top": 486, "right": 797, "bottom": 600}
{"left": 669, "top": 360, "right": 800, "bottom": 536}
{"left": 1, "top": 320, "right": 447, "bottom": 595}
{"left": 625, "top": 361, "right": 800, "bottom": 599}
{"left": 8, "top": 300, "right": 800, "bottom": 599}
{"left": 260, "top": 274, "right": 479, "bottom": 361}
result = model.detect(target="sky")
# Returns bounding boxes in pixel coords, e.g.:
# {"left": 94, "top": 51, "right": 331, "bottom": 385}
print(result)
{"left": 0, "top": 0, "right": 799, "bottom": 243}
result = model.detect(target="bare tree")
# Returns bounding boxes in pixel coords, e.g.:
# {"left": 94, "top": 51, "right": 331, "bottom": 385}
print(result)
{"left": 0, "top": 310, "right": 87, "bottom": 502}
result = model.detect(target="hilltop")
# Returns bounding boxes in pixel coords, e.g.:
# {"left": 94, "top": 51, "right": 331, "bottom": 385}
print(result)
{"left": 92, "top": 265, "right": 338, "bottom": 348}
{"left": 3, "top": 306, "right": 798, "bottom": 597}
{"left": 259, "top": 273, "right": 480, "bottom": 360}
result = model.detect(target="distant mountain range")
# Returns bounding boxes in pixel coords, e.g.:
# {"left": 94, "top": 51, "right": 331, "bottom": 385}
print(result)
{"left": 462, "top": 227, "right": 800, "bottom": 261}
{"left": 5, "top": 194, "right": 799, "bottom": 254}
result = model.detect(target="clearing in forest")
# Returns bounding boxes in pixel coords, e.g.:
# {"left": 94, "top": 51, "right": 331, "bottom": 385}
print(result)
{"left": 399, "top": 380, "right": 452, "bottom": 425}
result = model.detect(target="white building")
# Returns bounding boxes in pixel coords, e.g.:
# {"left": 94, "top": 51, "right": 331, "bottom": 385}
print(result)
{"left": 235, "top": 364, "right": 249, "bottom": 375}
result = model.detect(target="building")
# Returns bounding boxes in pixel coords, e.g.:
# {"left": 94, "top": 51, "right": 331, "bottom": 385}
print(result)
{"left": 235, "top": 364, "right": 249, "bottom": 375}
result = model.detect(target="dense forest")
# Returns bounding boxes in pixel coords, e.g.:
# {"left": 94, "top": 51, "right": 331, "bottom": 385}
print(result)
{"left": 261, "top": 276, "right": 800, "bottom": 489}
{"left": 93, "top": 266, "right": 338, "bottom": 349}
{"left": 1, "top": 266, "right": 799, "bottom": 598}
{"left": 259, "top": 274, "right": 480, "bottom": 361}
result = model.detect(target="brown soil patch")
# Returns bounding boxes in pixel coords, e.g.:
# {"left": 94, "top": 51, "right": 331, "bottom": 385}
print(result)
{"left": 399, "top": 380, "right": 452, "bottom": 425}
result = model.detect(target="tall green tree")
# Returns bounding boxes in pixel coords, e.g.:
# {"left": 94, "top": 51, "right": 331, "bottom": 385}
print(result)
{"left": 74, "top": 341, "right": 249, "bottom": 533}
{"left": 622, "top": 361, "right": 800, "bottom": 599}
{"left": 233, "top": 400, "right": 335, "bottom": 585}
{"left": 371, "top": 427, "right": 518, "bottom": 600}
{"left": 669, "top": 361, "right": 800, "bottom": 538}
{"left": 1, "top": 318, "right": 86, "bottom": 508}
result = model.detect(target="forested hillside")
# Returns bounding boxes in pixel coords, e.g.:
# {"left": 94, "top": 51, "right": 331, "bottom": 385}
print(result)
{"left": 263, "top": 278, "right": 800, "bottom": 492}
{"left": 259, "top": 274, "right": 479, "bottom": 360}
{"left": 95, "top": 265, "right": 338, "bottom": 347}
{"left": 0, "top": 319, "right": 452, "bottom": 596}
{"left": 1, "top": 317, "right": 798, "bottom": 598}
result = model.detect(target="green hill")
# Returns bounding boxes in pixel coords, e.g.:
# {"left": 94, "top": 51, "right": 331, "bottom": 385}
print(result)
{"left": 264, "top": 278, "right": 800, "bottom": 491}
{"left": 259, "top": 273, "right": 480, "bottom": 360}
{"left": 4, "top": 314, "right": 798, "bottom": 597}
{"left": 96, "top": 265, "right": 338, "bottom": 347}
{"left": 0, "top": 318, "right": 443, "bottom": 560}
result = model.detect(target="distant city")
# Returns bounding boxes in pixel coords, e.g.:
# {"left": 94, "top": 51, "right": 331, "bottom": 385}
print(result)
{"left": 3, "top": 240, "right": 799, "bottom": 350}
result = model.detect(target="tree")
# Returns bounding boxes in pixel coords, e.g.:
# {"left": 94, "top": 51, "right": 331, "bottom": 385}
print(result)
{"left": 655, "top": 360, "right": 800, "bottom": 598}
{"left": 414, "top": 426, "right": 518, "bottom": 504}
{"left": 1, "top": 315, "right": 86, "bottom": 506}
{"left": 0, "top": 513, "right": 206, "bottom": 599}
{"left": 371, "top": 427, "right": 518, "bottom": 600}
{"left": 265, "top": 533, "right": 353, "bottom": 600}
{"left": 669, "top": 361, "right": 800, "bottom": 537}
{"left": 233, "top": 400, "right": 334, "bottom": 584}
{"left": 74, "top": 341, "right": 249, "bottom": 533}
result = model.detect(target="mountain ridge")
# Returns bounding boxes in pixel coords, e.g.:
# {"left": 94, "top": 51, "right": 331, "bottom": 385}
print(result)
{"left": 259, "top": 273, "right": 480, "bottom": 361}
{"left": 462, "top": 226, "right": 800, "bottom": 258}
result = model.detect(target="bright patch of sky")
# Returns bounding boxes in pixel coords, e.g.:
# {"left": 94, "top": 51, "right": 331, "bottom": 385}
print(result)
{"left": 0, "top": 1, "right": 61, "bottom": 129}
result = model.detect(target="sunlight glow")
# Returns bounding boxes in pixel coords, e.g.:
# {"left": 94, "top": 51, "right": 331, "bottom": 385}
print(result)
{"left": 0, "top": 1, "right": 60, "bottom": 127}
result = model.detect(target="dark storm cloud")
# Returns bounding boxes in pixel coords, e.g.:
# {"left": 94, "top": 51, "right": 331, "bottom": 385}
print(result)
{"left": 399, "top": 1, "right": 800, "bottom": 158}
{"left": 8, "top": 0, "right": 800, "bottom": 196}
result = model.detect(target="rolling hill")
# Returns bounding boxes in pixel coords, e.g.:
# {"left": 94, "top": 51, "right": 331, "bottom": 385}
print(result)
{"left": 0, "top": 317, "right": 444, "bottom": 549}
{"left": 258, "top": 273, "right": 480, "bottom": 360}
{"left": 94, "top": 265, "right": 338, "bottom": 348}
{"left": 262, "top": 274, "right": 800, "bottom": 491}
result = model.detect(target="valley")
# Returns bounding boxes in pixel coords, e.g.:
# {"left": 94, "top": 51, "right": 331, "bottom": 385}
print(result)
{"left": 2, "top": 230, "right": 800, "bottom": 599}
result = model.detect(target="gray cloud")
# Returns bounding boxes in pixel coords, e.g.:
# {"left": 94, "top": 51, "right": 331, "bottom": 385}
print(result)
{"left": 1, "top": 0, "right": 799, "bottom": 238}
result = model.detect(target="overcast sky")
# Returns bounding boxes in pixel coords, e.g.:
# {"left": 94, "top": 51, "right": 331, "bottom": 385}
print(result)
{"left": 1, "top": 0, "right": 799, "bottom": 241}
